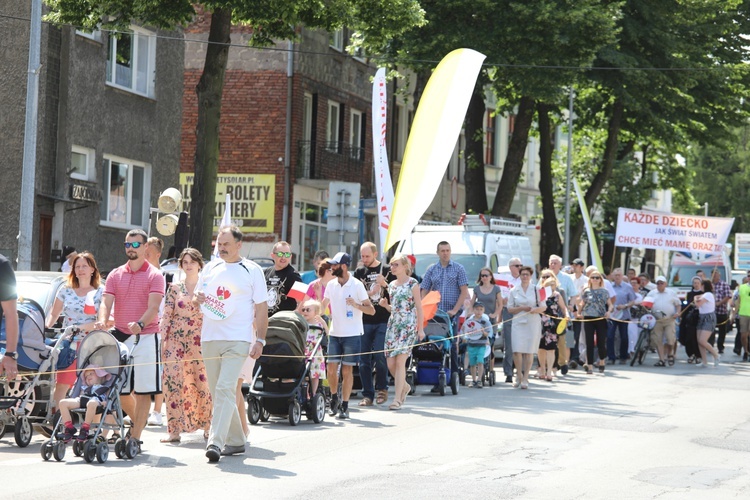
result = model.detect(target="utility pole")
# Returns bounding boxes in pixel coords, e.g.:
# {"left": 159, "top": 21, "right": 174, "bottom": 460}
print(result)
{"left": 18, "top": 0, "right": 42, "bottom": 270}
{"left": 563, "top": 87, "right": 574, "bottom": 264}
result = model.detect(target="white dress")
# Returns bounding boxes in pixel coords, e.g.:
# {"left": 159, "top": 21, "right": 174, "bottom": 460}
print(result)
{"left": 507, "top": 284, "right": 542, "bottom": 354}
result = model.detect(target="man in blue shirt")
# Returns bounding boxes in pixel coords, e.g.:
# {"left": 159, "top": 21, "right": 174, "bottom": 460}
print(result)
{"left": 607, "top": 267, "right": 637, "bottom": 364}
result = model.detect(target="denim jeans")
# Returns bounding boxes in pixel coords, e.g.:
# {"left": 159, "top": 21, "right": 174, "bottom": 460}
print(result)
{"left": 607, "top": 319, "right": 629, "bottom": 361}
{"left": 501, "top": 307, "right": 514, "bottom": 377}
{"left": 359, "top": 322, "right": 388, "bottom": 400}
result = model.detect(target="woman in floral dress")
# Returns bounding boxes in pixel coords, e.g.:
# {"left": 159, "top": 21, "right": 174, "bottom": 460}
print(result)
{"left": 160, "top": 248, "right": 212, "bottom": 442}
{"left": 536, "top": 271, "right": 567, "bottom": 381}
{"left": 379, "top": 253, "right": 425, "bottom": 410}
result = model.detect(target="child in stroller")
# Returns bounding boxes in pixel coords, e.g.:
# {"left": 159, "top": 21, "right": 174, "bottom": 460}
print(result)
{"left": 57, "top": 365, "right": 111, "bottom": 441}
{"left": 299, "top": 300, "right": 327, "bottom": 396}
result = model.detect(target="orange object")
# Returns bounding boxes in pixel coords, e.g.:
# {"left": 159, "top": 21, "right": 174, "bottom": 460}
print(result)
{"left": 421, "top": 291, "right": 441, "bottom": 327}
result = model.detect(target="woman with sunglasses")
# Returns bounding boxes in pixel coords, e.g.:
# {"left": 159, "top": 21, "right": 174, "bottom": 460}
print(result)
{"left": 506, "top": 266, "right": 546, "bottom": 389}
{"left": 537, "top": 271, "right": 567, "bottom": 381}
{"left": 578, "top": 272, "right": 613, "bottom": 374}
{"left": 471, "top": 268, "right": 503, "bottom": 372}
{"left": 694, "top": 279, "right": 720, "bottom": 367}
{"left": 305, "top": 258, "right": 335, "bottom": 315}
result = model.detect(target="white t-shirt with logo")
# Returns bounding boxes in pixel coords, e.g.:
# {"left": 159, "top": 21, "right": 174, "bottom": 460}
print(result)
{"left": 324, "top": 276, "right": 369, "bottom": 337}
{"left": 197, "top": 258, "right": 269, "bottom": 342}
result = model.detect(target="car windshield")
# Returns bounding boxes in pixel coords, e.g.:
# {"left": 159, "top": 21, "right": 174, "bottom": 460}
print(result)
{"left": 414, "top": 254, "right": 486, "bottom": 281}
{"left": 15, "top": 280, "right": 56, "bottom": 307}
{"left": 668, "top": 266, "right": 726, "bottom": 287}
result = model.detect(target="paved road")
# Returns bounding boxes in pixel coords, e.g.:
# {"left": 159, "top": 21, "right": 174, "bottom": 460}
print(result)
{"left": 2, "top": 350, "right": 749, "bottom": 499}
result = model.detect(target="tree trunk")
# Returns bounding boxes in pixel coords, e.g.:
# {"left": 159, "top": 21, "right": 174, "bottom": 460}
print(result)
{"left": 491, "top": 95, "right": 536, "bottom": 216}
{"left": 537, "top": 102, "right": 562, "bottom": 265}
{"left": 189, "top": 8, "right": 232, "bottom": 257}
{"left": 569, "top": 98, "right": 624, "bottom": 259}
{"left": 463, "top": 89, "right": 488, "bottom": 214}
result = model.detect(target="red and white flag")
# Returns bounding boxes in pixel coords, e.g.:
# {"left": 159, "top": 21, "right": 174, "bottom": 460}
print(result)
{"left": 83, "top": 290, "right": 97, "bottom": 315}
{"left": 495, "top": 278, "right": 510, "bottom": 288}
{"left": 641, "top": 297, "right": 654, "bottom": 309}
{"left": 288, "top": 281, "right": 309, "bottom": 302}
{"left": 538, "top": 286, "right": 553, "bottom": 302}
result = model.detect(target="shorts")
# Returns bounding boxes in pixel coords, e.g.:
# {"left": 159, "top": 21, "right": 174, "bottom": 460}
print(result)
{"left": 696, "top": 312, "right": 716, "bottom": 333}
{"left": 739, "top": 315, "right": 750, "bottom": 334}
{"left": 327, "top": 336, "right": 361, "bottom": 366}
{"left": 650, "top": 318, "right": 677, "bottom": 346}
{"left": 57, "top": 359, "right": 78, "bottom": 386}
{"left": 115, "top": 331, "right": 162, "bottom": 395}
{"left": 79, "top": 394, "right": 106, "bottom": 408}
{"left": 467, "top": 345, "right": 486, "bottom": 366}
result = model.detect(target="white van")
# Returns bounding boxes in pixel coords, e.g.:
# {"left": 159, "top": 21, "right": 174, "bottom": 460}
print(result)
{"left": 666, "top": 248, "right": 733, "bottom": 300}
{"left": 395, "top": 215, "right": 535, "bottom": 280}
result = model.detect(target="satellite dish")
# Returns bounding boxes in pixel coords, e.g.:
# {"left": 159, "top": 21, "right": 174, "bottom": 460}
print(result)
{"left": 156, "top": 214, "right": 179, "bottom": 236}
{"left": 157, "top": 188, "right": 182, "bottom": 214}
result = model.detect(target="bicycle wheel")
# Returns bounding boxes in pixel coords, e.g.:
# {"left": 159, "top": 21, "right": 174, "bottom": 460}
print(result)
{"left": 631, "top": 331, "right": 646, "bottom": 366}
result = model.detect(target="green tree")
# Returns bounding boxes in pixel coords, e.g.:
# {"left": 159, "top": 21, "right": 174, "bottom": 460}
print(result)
{"left": 45, "top": 0, "right": 425, "bottom": 256}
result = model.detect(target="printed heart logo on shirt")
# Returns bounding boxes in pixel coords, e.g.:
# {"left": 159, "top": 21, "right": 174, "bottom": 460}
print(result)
{"left": 223, "top": 289, "right": 231, "bottom": 300}
{"left": 467, "top": 321, "right": 475, "bottom": 329}
{"left": 216, "top": 286, "right": 231, "bottom": 300}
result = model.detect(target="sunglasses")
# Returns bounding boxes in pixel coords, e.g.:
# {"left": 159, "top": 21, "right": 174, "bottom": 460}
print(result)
{"left": 511, "top": 264, "right": 522, "bottom": 268}
{"left": 274, "top": 251, "right": 292, "bottom": 258}
{"left": 480, "top": 274, "right": 491, "bottom": 278}
{"left": 590, "top": 276, "right": 602, "bottom": 280}
{"left": 124, "top": 242, "right": 143, "bottom": 249}
{"left": 301, "top": 307, "right": 313, "bottom": 313}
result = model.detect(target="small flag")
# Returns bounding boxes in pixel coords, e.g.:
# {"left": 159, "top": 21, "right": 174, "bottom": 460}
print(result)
{"left": 288, "top": 281, "right": 309, "bottom": 302}
{"left": 642, "top": 298, "right": 654, "bottom": 309}
{"left": 83, "top": 290, "right": 97, "bottom": 315}
{"left": 495, "top": 278, "right": 510, "bottom": 288}
{"left": 538, "top": 286, "right": 553, "bottom": 302}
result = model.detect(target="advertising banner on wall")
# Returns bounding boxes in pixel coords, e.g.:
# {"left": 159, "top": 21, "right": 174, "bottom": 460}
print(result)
{"left": 179, "top": 173, "right": 275, "bottom": 233}
{"left": 615, "top": 208, "right": 734, "bottom": 253}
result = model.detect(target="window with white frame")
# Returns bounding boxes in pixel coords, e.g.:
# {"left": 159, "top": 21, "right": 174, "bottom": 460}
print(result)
{"left": 100, "top": 156, "right": 151, "bottom": 228}
{"left": 106, "top": 27, "right": 156, "bottom": 98}
{"left": 350, "top": 109, "right": 364, "bottom": 160}
{"left": 330, "top": 29, "right": 344, "bottom": 51}
{"left": 76, "top": 28, "right": 102, "bottom": 42}
{"left": 326, "top": 101, "right": 341, "bottom": 152}
{"left": 70, "top": 145, "right": 96, "bottom": 181}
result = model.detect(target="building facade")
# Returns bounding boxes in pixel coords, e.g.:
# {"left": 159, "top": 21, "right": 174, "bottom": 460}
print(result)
{"left": 0, "top": 3, "right": 183, "bottom": 272}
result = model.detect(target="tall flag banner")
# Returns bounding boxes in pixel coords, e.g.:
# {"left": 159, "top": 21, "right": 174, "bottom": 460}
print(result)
{"left": 573, "top": 179, "right": 604, "bottom": 272}
{"left": 372, "top": 68, "right": 395, "bottom": 253}
{"left": 213, "top": 194, "right": 232, "bottom": 260}
{"left": 384, "top": 49, "right": 486, "bottom": 252}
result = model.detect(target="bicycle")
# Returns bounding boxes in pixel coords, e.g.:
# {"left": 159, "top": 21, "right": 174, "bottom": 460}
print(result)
{"left": 630, "top": 313, "right": 658, "bottom": 366}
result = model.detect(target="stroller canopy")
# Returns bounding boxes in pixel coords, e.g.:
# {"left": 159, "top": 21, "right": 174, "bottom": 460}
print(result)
{"left": 76, "top": 330, "right": 129, "bottom": 377}
{"left": 266, "top": 311, "right": 308, "bottom": 360}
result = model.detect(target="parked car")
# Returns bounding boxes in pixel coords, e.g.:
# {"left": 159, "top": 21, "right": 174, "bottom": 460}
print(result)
{"left": 13, "top": 271, "right": 68, "bottom": 328}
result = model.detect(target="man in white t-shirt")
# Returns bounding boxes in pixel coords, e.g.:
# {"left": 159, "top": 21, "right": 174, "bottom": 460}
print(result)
{"left": 322, "top": 252, "right": 375, "bottom": 420}
{"left": 643, "top": 276, "right": 681, "bottom": 366}
{"left": 195, "top": 226, "right": 268, "bottom": 463}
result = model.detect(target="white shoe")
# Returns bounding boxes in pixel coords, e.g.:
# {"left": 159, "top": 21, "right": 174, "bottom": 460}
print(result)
{"left": 713, "top": 354, "right": 720, "bottom": 367}
{"left": 147, "top": 411, "right": 163, "bottom": 426}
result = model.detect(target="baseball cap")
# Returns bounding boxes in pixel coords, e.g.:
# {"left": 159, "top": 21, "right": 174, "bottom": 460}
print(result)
{"left": 473, "top": 301, "right": 485, "bottom": 308}
{"left": 571, "top": 258, "right": 585, "bottom": 266}
{"left": 329, "top": 252, "right": 352, "bottom": 266}
{"left": 655, "top": 275, "right": 667, "bottom": 283}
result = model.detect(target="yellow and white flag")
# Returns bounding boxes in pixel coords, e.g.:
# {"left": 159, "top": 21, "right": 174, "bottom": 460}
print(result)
{"left": 384, "top": 49, "right": 486, "bottom": 252}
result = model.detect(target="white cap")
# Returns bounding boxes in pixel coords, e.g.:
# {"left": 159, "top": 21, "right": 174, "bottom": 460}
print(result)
{"left": 655, "top": 275, "right": 667, "bottom": 283}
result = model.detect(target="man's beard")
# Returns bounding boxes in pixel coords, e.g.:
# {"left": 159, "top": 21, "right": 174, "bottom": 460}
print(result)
{"left": 332, "top": 267, "right": 344, "bottom": 277}
{"left": 126, "top": 252, "right": 139, "bottom": 261}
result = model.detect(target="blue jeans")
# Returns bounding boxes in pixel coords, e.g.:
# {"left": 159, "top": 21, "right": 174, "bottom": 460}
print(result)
{"left": 501, "top": 307, "right": 514, "bottom": 377}
{"left": 359, "top": 322, "right": 388, "bottom": 399}
{"left": 607, "top": 319, "right": 629, "bottom": 361}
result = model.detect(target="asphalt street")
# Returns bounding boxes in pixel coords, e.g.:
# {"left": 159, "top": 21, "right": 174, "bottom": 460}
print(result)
{"left": 1, "top": 346, "right": 749, "bottom": 499}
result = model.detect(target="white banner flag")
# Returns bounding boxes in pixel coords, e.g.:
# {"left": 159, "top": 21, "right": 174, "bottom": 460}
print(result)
{"left": 372, "top": 68, "right": 394, "bottom": 253}
{"left": 615, "top": 208, "right": 734, "bottom": 253}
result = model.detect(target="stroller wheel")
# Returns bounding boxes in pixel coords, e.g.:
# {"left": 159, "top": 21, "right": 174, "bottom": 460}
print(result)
{"left": 459, "top": 370, "right": 466, "bottom": 386}
{"left": 125, "top": 437, "right": 139, "bottom": 459}
{"left": 41, "top": 442, "right": 53, "bottom": 461}
{"left": 311, "top": 393, "right": 325, "bottom": 424}
{"left": 490, "top": 371, "right": 496, "bottom": 386}
{"left": 53, "top": 441, "right": 65, "bottom": 462}
{"left": 450, "top": 371, "right": 460, "bottom": 395}
{"left": 247, "top": 396, "right": 261, "bottom": 425}
{"left": 83, "top": 440, "right": 96, "bottom": 463}
{"left": 438, "top": 373, "right": 447, "bottom": 396}
{"left": 288, "top": 400, "right": 301, "bottom": 426}
{"left": 96, "top": 442, "right": 109, "bottom": 464}
{"left": 73, "top": 439, "right": 83, "bottom": 457}
{"left": 406, "top": 372, "right": 416, "bottom": 395}
{"left": 0, "top": 420, "right": 6, "bottom": 439}
{"left": 114, "top": 438, "right": 126, "bottom": 459}
{"left": 14, "top": 417, "right": 33, "bottom": 448}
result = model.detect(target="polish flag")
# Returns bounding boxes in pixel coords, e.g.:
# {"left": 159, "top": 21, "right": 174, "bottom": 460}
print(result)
{"left": 641, "top": 297, "right": 654, "bottom": 309}
{"left": 83, "top": 290, "right": 97, "bottom": 315}
{"left": 288, "top": 281, "right": 309, "bottom": 302}
{"left": 495, "top": 278, "right": 510, "bottom": 288}
{"left": 538, "top": 286, "right": 553, "bottom": 302}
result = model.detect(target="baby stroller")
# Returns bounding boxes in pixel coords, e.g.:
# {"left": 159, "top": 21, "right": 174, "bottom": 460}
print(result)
{"left": 0, "top": 300, "right": 78, "bottom": 447}
{"left": 247, "top": 311, "right": 326, "bottom": 426}
{"left": 41, "top": 330, "right": 136, "bottom": 463}
{"left": 406, "top": 309, "right": 460, "bottom": 396}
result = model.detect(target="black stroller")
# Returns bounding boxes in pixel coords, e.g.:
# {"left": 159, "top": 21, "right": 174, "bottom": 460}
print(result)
{"left": 247, "top": 311, "right": 326, "bottom": 426}
{"left": 41, "top": 330, "right": 138, "bottom": 463}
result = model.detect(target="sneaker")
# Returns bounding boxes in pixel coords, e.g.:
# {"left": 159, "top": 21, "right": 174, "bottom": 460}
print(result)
{"left": 714, "top": 354, "right": 720, "bottom": 367}
{"left": 476, "top": 382, "right": 483, "bottom": 389}
{"left": 76, "top": 426, "right": 90, "bottom": 441}
{"left": 560, "top": 365, "right": 569, "bottom": 375}
{"left": 206, "top": 445, "right": 221, "bottom": 463}
{"left": 336, "top": 408, "right": 349, "bottom": 420}
{"left": 505, "top": 376, "right": 513, "bottom": 383}
{"left": 58, "top": 426, "right": 75, "bottom": 442}
{"left": 358, "top": 397, "right": 373, "bottom": 407}
{"left": 329, "top": 397, "right": 340, "bottom": 416}
{"left": 220, "top": 444, "right": 246, "bottom": 456}
{"left": 743, "top": 353, "right": 748, "bottom": 362}
{"left": 147, "top": 412, "right": 163, "bottom": 426}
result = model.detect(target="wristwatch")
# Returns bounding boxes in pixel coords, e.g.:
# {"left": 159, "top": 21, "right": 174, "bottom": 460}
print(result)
{"left": 256, "top": 338, "right": 267, "bottom": 347}
{"left": 4, "top": 351, "right": 17, "bottom": 360}
{"left": 136, "top": 321, "right": 145, "bottom": 330}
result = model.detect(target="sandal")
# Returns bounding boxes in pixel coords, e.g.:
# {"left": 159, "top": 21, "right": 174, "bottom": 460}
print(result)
{"left": 358, "top": 397, "right": 373, "bottom": 407}
{"left": 687, "top": 356, "right": 695, "bottom": 364}
{"left": 388, "top": 401, "right": 402, "bottom": 411}
{"left": 375, "top": 390, "right": 388, "bottom": 405}
{"left": 160, "top": 435, "right": 181, "bottom": 443}
{"left": 654, "top": 360, "right": 666, "bottom": 367}
{"left": 107, "top": 432, "right": 121, "bottom": 445}
{"left": 586, "top": 365, "right": 593, "bottom": 375}
{"left": 667, "top": 355, "right": 675, "bottom": 366}
{"left": 598, "top": 364, "right": 605, "bottom": 373}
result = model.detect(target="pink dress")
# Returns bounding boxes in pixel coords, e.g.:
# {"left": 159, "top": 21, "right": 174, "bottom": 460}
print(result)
{"left": 160, "top": 282, "right": 212, "bottom": 435}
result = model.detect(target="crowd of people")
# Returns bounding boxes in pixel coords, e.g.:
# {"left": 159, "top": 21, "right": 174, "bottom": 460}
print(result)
{"left": 1, "top": 231, "right": 745, "bottom": 464}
